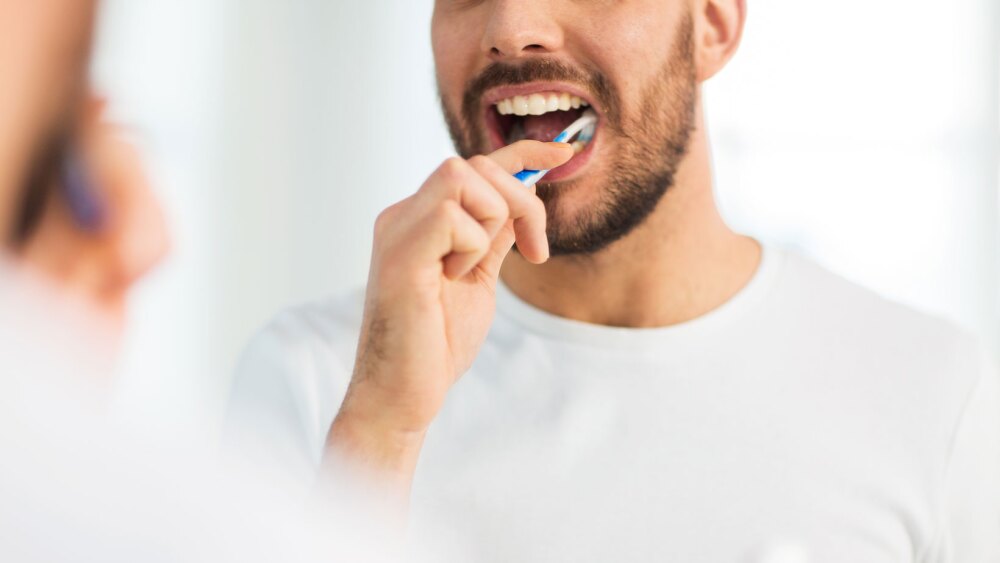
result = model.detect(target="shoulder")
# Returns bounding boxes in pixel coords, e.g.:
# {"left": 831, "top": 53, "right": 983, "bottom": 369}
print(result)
{"left": 227, "top": 288, "right": 366, "bottom": 464}
{"left": 235, "top": 286, "right": 366, "bottom": 391}
{"left": 234, "top": 288, "right": 367, "bottom": 388}
{"left": 771, "top": 248, "right": 1000, "bottom": 537}
{"left": 767, "top": 247, "right": 989, "bottom": 441}
{"left": 773, "top": 248, "right": 979, "bottom": 367}
{"left": 248, "top": 288, "right": 367, "bottom": 358}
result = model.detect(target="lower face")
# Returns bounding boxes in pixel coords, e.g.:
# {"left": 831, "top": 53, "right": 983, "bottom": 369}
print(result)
{"left": 436, "top": 10, "right": 699, "bottom": 256}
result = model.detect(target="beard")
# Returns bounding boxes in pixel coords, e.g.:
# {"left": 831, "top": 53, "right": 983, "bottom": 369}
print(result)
{"left": 440, "top": 16, "right": 697, "bottom": 257}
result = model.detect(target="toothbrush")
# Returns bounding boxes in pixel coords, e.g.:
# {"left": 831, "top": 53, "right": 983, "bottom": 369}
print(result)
{"left": 514, "top": 110, "right": 597, "bottom": 187}
{"left": 61, "top": 143, "right": 105, "bottom": 231}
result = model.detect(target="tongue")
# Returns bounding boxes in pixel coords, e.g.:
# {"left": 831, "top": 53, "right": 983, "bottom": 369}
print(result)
{"left": 521, "top": 110, "right": 582, "bottom": 142}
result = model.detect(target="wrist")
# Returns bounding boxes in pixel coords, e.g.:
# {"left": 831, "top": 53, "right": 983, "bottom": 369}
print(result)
{"left": 321, "top": 405, "right": 426, "bottom": 523}
{"left": 326, "top": 388, "right": 428, "bottom": 477}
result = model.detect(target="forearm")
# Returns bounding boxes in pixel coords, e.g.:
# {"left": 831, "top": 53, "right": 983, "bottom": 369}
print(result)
{"left": 320, "top": 387, "right": 428, "bottom": 518}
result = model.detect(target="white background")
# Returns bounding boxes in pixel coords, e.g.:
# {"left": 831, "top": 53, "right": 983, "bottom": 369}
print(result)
{"left": 90, "top": 0, "right": 1000, "bottom": 431}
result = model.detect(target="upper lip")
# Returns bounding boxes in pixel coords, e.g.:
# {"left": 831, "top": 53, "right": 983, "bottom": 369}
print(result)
{"left": 481, "top": 82, "right": 603, "bottom": 118}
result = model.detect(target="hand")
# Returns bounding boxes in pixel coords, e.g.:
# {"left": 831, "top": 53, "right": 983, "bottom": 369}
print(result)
{"left": 326, "top": 140, "right": 573, "bottom": 486}
{"left": 18, "top": 95, "right": 169, "bottom": 332}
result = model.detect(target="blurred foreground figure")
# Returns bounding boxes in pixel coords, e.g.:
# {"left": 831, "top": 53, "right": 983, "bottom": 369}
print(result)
{"left": 230, "top": 0, "right": 1000, "bottom": 561}
{"left": 0, "top": 2, "right": 394, "bottom": 561}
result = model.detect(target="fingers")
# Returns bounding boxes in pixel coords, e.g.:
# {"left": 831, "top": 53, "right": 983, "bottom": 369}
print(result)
{"left": 379, "top": 141, "right": 569, "bottom": 282}
{"left": 466, "top": 155, "right": 548, "bottom": 264}
{"left": 385, "top": 159, "right": 499, "bottom": 280}
{"left": 388, "top": 197, "right": 491, "bottom": 282}
{"left": 18, "top": 117, "right": 169, "bottom": 322}
{"left": 487, "top": 140, "right": 574, "bottom": 175}
{"left": 89, "top": 124, "right": 170, "bottom": 284}
{"left": 438, "top": 200, "right": 491, "bottom": 279}
{"left": 478, "top": 220, "right": 517, "bottom": 280}
{"left": 417, "top": 157, "right": 509, "bottom": 240}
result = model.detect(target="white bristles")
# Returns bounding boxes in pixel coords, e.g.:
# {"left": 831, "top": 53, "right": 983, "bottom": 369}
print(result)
{"left": 556, "top": 110, "right": 598, "bottom": 144}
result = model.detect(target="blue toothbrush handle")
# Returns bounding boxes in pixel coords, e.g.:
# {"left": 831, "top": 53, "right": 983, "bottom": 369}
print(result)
{"left": 515, "top": 169, "right": 540, "bottom": 182}
{"left": 511, "top": 127, "right": 573, "bottom": 186}
{"left": 61, "top": 145, "right": 105, "bottom": 231}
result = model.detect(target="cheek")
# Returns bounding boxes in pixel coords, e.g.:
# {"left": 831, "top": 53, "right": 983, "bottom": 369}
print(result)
{"left": 433, "top": 46, "right": 464, "bottom": 110}
{"left": 575, "top": 4, "right": 680, "bottom": 114}
{"left": 431, "top": 15, "right": 481, "bottom": 106}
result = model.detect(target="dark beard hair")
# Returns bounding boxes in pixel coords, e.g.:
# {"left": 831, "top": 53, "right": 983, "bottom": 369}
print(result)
{"left": 439, "top": 15, "right": 697, "bottom": 257}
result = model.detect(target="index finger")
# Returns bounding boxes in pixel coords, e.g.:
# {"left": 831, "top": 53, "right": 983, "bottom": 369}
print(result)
{"left": 487, "top": 140, "right": 574, "bottom": 175}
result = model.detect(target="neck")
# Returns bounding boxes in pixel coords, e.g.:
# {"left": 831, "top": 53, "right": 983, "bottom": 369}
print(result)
{"left": 500, "top": 102, "right": 761, "bottom": 328}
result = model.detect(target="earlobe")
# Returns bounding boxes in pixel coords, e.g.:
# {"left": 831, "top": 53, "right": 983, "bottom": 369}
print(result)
{"left": 694, "top": 0, "right": 746, "bottom": 82}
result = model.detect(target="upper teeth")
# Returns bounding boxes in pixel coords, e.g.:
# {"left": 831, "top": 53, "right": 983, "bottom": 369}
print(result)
{"left": 496, "top": 93, "right": 589, "bottom": 116}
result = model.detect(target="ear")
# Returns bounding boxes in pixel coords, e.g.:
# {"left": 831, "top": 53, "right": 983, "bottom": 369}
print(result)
{"left": 693, "top": 0, "right": 746, "bottom": 82}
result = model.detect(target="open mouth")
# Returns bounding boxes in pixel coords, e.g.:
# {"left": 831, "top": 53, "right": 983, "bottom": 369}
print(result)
{"left": 483, "top": 85, "right": 602, "bottom": 182}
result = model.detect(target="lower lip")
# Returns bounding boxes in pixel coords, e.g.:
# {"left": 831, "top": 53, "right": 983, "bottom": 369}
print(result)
{"left": 542, "top": 128, "right": 599, "bottom": 182}
{"left": 485, "top": 111, "right": 601, "bottom": 184}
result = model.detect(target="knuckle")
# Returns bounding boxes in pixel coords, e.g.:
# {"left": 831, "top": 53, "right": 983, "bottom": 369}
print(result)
{"left": 467, "top": 224, "right": 490, "bottom": 253}
{"left": 437, "top": 157, "right": 468, "bottom": 183}
{"left": 492, "top": 196, "right": 511, "bottom": 221}
{"left": 468, "top": 155, "right": 495, "bottom": 173}
{"left": 476, "top": 225, "right": 491, "bottom": 246}
{"left": 437, "top": 199, "right": 462, "bottom": 222}
{"left": 373, "top": 205, "right": 398, "bottom": 236}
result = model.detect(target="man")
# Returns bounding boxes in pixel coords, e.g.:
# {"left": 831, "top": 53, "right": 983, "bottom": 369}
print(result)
{"left": 229, "top": 0, "right": 1000, "bottom": 561}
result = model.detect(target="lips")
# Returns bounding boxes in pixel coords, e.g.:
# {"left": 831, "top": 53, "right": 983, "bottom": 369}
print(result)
{"left": 481, "top": 82, "right": 603, "bottom": 182}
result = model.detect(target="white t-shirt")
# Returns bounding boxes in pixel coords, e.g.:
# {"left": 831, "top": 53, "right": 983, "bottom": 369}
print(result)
{"left": 227, "top": 245, "right": 1000, "bottom": 562}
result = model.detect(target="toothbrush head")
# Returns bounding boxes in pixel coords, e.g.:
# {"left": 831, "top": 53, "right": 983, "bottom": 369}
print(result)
{"left": 555, "top": 109, "right": 597, "bottom": 144}
{"left": 562, "top": 109, "right": 597, "bottom": 155}
{"left": 514, "top": 110, "right": 598, "bottom": 187}
{"left": 576, "top": 121, "right": 596, "bottom": 145}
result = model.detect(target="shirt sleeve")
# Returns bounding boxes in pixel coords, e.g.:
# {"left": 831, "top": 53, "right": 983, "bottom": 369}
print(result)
{"left": 223, "top": 311, "right": 355, "bottom": 481}
{"left": 933, "top": 347, "right": 1000, "bottom": 562}
{"left": 223, "top": 325, "right": 318, "bottom": 481}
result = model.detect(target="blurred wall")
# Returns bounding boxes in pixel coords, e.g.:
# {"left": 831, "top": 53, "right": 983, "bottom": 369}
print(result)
{"left": 91, "top": 0, "right": 231, "bottom": 429}
{"left": 90, "top": 0, "right": 1000, "bottom": 428}
{"left": 709, "top": 0, "right": 1000, "bottom": 356}
{"left": 214, "top": 0, "right": 454, "bottom": 376}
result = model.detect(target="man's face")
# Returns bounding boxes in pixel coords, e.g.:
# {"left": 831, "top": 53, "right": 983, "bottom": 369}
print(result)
{"left": 433, "top": 0, "right": 697, "bottom": 256}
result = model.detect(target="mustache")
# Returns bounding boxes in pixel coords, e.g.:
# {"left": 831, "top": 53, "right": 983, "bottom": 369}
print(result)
{"left": 460, "top": 59, "right": 621, "bottom": 132}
